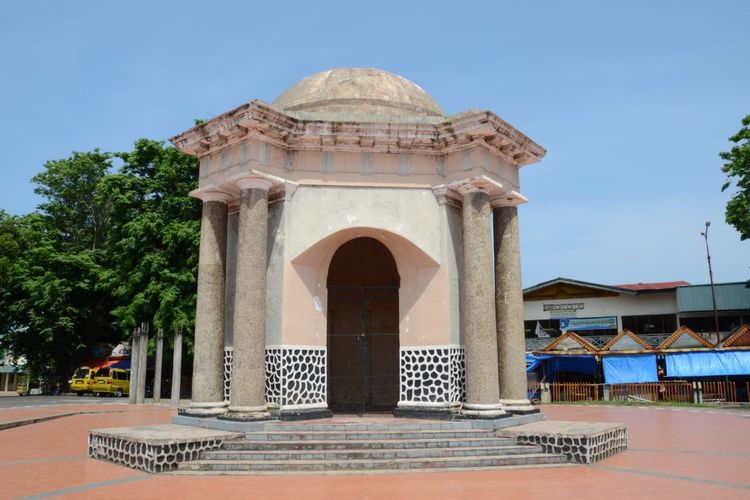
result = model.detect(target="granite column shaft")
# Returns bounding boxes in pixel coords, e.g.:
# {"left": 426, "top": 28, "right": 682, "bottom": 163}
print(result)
{"left": 188, "top": 195, "right": 230, "bottom": 416}
{"left": 493, "top": 205, "right": 536, "bottom": 414}
{"left": 225, "top": 179, "right": 271, "bottom": 420}
{"left": 461, "top": 187, "right": 506, "bottom": 418}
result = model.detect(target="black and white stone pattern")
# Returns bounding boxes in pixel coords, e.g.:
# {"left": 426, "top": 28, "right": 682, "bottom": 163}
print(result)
{"left": 224, "top": 346, "right": 327, "bottom": 407}
{"left": 399, "top": 346, "right": 466, "bottom": 404}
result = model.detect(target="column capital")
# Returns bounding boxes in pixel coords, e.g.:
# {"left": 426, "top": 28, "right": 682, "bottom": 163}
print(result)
{"left": 490, "top": 190, "right": 529, "bottom": 208}
{"left": 447, "top": 175, "right": 504, "bottom": 198}
{"left": 189, "top": 187, "right": 233, "bottom": 203}
{"left": 234, "top": 175, "right": 274, "bottom": 192}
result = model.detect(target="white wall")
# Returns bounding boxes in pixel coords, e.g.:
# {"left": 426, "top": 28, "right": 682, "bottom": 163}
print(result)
{"left": 524, "top": 292, "right": 678, "bottom": 330}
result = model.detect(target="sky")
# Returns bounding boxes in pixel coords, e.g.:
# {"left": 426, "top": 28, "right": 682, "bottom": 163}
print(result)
{"left": 0, "top": 0, "right": 748, "bottom": 287}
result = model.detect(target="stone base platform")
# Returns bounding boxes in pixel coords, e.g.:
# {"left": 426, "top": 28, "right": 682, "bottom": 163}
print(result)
{"left": 88, "top": 414, "right": 627, "bottom": 473}
{"left": 496, "top": 420, "right": 627, "bottom": 464}
{"left": 88, "top": 424, "right": 242, "bottom": 473}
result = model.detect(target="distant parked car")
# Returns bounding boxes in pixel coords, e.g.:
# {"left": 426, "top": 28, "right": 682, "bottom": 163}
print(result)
{"left": 70, "top": 367, "right": 97, "bottom": 396}
{"left": 92, "top": 367, "right": 130, "bottom": 397}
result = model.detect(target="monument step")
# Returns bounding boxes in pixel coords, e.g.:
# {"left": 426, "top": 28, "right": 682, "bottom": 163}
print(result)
{"left": 259, "top": 421, "right": 476, "bottom": 432}
{"left": 203, "top": 444, "right": 542, "bottom": 461}
{"left": 178, "top": 452, "right": 569, "bottom": 472}
{"left": 244, "top": 429, "right": 495, "bottom": 441}
{"left": 222, "top": 436, "right": 517, "bottom": 451}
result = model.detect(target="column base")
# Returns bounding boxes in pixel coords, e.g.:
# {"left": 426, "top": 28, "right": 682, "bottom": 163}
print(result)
{"left": 218, "top": 404, "right": 272, "bottom": 422}
{"left": 461, "top": 402, "right": 510, "bottom": 419}
{"left": 279, "top": 407, "right": 333, "bottom": 421}
{"left": 179, "top": 401, "right": 228, "bottom": 417}
{"left": 500, "top": 398, "right": 540, "bottom": 415}
{"left": 394, "top": 402, "right": 461, "bottom": 420}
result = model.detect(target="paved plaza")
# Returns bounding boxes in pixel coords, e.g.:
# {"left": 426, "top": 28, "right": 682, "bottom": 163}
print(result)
{"left": 0, "top": 401, "right": 748, "bottom": 499}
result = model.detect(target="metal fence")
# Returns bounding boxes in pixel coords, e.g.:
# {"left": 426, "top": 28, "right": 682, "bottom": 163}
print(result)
{"left": 530, "top": 380, "right": 746, "bottom": 404}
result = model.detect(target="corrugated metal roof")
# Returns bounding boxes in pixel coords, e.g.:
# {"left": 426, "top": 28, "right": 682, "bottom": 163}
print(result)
{"left": 615, "top": 281, "right": 690, "bottom": 291}
{"left": 677, "top": 283, "right": 750, "bottom": 312}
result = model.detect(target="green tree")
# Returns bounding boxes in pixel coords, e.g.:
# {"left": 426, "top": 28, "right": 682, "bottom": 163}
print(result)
{"left": 1, "top": 152, "right": 119, "bottom": 376}
{"left": 721, "top": 114, "right": 750, "bottom": 240}
{"left": 100, "top": 139, "right": 200, "bottom": 339}
{"left": 32, "top": 150, "right": 114, "bottom": 250}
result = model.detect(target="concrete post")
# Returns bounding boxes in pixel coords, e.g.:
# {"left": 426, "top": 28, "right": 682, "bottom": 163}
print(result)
{"left": 493, "top": 205, "right": 537, "bottom": 414}
{"left": 459, "top": 185, "right": 506, "bottom": 419}
{"left": 136, "top": 323, "right": 149, "bottom": 404}
{"left": 187, "top": 193, "right": 231, "bottom": 416}
{"left": 128, "top": 328, "right": 140, "bottom": 404}
{"left": 170, "top": 327, "right": 183, "bottom": 406}
{"left": 153, "top": 329, "right": 164, "bottom": 402}
{"left": 224, "top": 178, "right": 272, "bottom": 421}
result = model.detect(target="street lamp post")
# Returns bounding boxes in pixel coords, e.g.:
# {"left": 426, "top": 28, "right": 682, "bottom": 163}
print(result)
{"left": 700, "top": 221, "right": 721, "bottom": 346}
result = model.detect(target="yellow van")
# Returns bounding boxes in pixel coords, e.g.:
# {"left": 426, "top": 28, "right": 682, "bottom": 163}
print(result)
{"left": 70, "top": 367, "right": 97, "bottom": 396}
{"left": 92, "top": 367, "right": 130, "bottom": 397}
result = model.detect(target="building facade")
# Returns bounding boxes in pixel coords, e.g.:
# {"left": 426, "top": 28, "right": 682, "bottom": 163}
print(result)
{"left": 523, "top": 278, "right": 750, "bottom": 350}
{"left": 171, "top": 68, "right": 545, "bottom": 420}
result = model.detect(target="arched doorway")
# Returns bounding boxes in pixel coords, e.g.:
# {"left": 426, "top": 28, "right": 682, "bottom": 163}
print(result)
{"left": 327, "top": 237, "right": 400, "bottom": 412}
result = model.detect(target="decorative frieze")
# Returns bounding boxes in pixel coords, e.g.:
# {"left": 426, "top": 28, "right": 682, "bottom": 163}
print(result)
{"left": 170, "top": 101, "right": 545, "bottom": 167}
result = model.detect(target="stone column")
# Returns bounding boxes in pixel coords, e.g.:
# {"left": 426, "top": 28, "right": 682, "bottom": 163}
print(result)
{"left": 493, "top": 205, "right": 537, "bottom": 414}
{"left": 187, "top": 191, "right": 231, "bottom": 416}
{"left": 153, "top": 329, "right": 164, "bottom": 403}
{"left": 459, "top": 184, "right": 506, "bottom": 418}
{"left": 171, "top": 327, "right": 183, "bottom": 406}
{"left": 224, "top": 177, "right": 272, "bottom": 421}
{"left": 136, "top": 323, "right": 148, "bottom": 404}
{"left": 128, "top": 329, "right": 140, "bottom": 404}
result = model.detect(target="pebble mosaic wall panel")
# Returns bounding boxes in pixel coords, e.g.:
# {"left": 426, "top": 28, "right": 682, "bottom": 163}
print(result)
{"left": 399, "top": 346, "right": 466, "bottom": 404}
{"left": 225, "top": 346, "right": 327, "bottom": 407}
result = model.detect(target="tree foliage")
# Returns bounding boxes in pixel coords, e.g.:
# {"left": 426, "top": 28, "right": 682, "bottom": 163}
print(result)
{"left": 1, "top": 151, "right": 116, "bottom": 376}
{"left": 101, "top": 139, "right": 200, "bottom": 335}
{"left": 720, "top": 114, "right": 750, "bottom": 240}
{"left": 0, "top": 141, "right": 200, "bottom": 376}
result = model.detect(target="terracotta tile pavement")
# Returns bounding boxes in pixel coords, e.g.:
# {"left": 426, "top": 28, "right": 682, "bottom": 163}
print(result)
{"left": 0, "top": 403, "right": 748, "bottom": 500}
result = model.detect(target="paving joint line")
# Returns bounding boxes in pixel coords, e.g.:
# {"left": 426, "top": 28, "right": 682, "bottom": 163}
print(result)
{"left": 592, "top": 464, "right": 750, "bottom": 491}
{"left": 0, "top": 408, "right": 169, "bottom": 431}
{"left": 19, "top": 474, "right": 151, "bottom": 499}
{"left": 0, "top": 455, "right": 86, "bottom": 467}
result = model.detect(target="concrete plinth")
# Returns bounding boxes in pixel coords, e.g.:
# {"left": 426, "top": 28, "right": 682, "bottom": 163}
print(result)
{"left": 186, "top": 195, "right": 230, "bottom": 417}
{"left": 497, "top": 420, "right": 628, "bottom": 464}
{"left": 493, "top": 205, "right": 536, "bottom": 414}
{"left": 225, "top": 179, "right": 272, "bottom": 421}
{"left": 460, "top": 187, "right": 505, "bottom": 419}
{"left": 88, "top": 424, "right": 241, "bottom": 473}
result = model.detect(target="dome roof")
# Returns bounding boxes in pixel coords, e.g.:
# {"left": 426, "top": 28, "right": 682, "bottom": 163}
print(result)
{"left": 272, "top": 68, "right": 444, "bottom": 120}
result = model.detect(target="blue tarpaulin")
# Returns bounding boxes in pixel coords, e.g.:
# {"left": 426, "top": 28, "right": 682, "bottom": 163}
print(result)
{"left": 666, "top": 351, "right": 750, "bottom": 377}
{"left": 526, "top": 354, "right": 598, "bottom": 378}
{"left": 603, "top": 354, "right": 658, "bottom": 384}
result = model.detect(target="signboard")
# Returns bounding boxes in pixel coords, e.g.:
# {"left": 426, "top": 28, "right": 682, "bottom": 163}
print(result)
{"left": 543, "top": 303, "right": 584, "bottom": 312}
{"left": 560, "top": 316, "right": 618, "bottom": 331}
{"left": 544, "top": 303, "right": 584, "bottom": 319}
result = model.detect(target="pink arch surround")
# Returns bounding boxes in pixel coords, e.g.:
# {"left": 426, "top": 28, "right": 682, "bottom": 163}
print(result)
{"left": 281, "top": 227, "right": 451, "bottom": 347}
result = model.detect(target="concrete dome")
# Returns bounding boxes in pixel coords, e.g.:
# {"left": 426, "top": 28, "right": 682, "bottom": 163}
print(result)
{"left": 273, "top": 68, "right": 444, "bottom": 120}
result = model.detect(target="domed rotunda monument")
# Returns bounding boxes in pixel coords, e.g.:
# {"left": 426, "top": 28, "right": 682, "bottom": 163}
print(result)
{"left": 171, "top": 68, "right": 546, "bottom": 421}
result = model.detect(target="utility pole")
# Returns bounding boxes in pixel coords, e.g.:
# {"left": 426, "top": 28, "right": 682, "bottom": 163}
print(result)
{"left": 700, "top": 221, "right": 721, "bottom": 346}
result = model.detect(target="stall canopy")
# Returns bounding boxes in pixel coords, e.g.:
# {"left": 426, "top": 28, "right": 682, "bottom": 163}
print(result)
{"left": 666, "top": 351, "right": 750, "bottom": 377}
{"left": 526, "top": 354, "right": 598, "bottom": 376}
{"left": 603, "top": 354, "right": 658, "bottom": 384}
